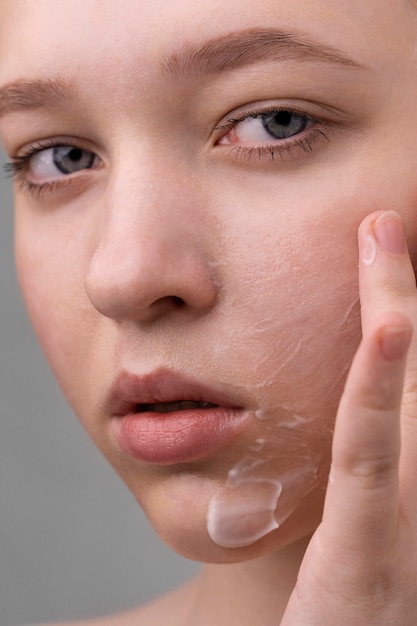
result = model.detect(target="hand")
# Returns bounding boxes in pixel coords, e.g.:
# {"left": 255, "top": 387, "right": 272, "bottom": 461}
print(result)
{"left": 281, "top": 211, "right": 417, "bottom": 626}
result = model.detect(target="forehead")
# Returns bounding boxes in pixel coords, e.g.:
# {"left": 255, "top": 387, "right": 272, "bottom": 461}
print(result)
{"left": 0, "top": 0, "right": 416, "bottom": 87}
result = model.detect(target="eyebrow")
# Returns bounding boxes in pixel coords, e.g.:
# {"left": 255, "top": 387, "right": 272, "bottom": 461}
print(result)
{"left": 162, "top": 27, "right": 364, "bottom": 77}
{"left": 0, "top": 28, "right": 364, "bottom": 119}
{"left": 0, "top": 77, "right": 73, "bottom": 119}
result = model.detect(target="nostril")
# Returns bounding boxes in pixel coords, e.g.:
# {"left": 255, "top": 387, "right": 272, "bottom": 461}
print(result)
{"left": 171, "top": 296, "right": 186, "bottom": 308}
{"left": 148, "top": 295, "right": 186, "bottom": 317}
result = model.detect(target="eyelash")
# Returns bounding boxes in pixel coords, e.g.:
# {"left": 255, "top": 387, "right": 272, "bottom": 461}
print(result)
{"left": 3, "top": 106, "right": 334, "bottom": 198}
{"left": 3, "top": 139, "right": 89, "bottom": 198}
{"left": 215, "top": 106, "right": 334, "bottom": 162}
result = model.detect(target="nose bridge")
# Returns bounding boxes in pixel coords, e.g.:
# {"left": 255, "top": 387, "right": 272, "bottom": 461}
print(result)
{"left": 96, "top": 171, "right": 177, "bottom": 266}
{"left": 84, "top": 160, "right": 218, "bottom": 322}
{"left": 95, "top": 159, "right": 208, "bottom": 271}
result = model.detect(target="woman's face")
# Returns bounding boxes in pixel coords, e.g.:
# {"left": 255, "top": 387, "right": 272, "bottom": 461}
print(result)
{"left": 1, "top": 0, "right": 417, "bottom": 562}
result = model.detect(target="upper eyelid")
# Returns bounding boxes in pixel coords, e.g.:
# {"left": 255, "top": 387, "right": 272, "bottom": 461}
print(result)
{"left": 7, "top": 135, "right": 103, "bottom": 162}
{"left": 213, "top": 96, "right": 352, "bottom": 132}
{"left": 14, "top": 137, "right": 101, "bottom": 159}
{"left": 214, "top": 107, "right": 320, "bottom": 132}
{"left": 214, "top": 109, "right": 321, "bottom": 143}
{"left": 10, "top": 140, "right": 100, "bottom": 167}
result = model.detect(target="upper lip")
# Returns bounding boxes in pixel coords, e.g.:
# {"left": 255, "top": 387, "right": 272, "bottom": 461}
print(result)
{"left": 108, "top": 368, "right": 242, "bottom": 417}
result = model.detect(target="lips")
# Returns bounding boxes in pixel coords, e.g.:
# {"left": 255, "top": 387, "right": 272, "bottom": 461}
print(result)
{"left": 108, "top": 369, "right": 248, "bottom": 465}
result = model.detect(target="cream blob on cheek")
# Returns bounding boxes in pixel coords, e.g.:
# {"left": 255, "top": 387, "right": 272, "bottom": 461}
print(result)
{"left": 207, "top": 474, "right": 282, "bottom": 548}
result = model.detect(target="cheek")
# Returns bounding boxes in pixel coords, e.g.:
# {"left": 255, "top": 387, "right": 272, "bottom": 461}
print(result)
{"left": 210, "top": 194, "right": 362, "bottom": 410}
{"left": 14, "top": 208, "right": 96, "bottom": 412}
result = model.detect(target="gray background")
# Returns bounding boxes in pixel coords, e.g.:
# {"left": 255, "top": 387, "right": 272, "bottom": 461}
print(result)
{"left": 0, "top": 150, "right": 199, "bottom": 626}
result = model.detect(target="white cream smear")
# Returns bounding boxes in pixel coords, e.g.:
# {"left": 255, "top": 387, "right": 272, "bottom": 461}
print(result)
{"left": 206, "top": 338, "right": 355, "bottom": 549}
{"left": 207, "top": 475, "right": 282, "bottom": 548}
{"left": 207, "top": 410, "right": 322, "bottom": 548}
{"left": 205, "top": 325, "right": 355, "bottom": 549}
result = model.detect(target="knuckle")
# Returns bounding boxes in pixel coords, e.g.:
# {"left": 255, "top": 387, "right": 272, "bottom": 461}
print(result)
{"left": 378, "top": 283, "right": 416, "bottom": 302}
{"left": 357, "top": 564, "right": 396, "bottom": 611}
{"left": 362, "top": 384, "right": 400, "bottom": 412}
{"left": 338, "top": 451, "right": 399, "bottom": 485}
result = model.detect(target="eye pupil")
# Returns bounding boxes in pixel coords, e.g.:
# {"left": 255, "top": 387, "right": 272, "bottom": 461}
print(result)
{"left": 275, "top": 111, "right": 292, "bottom": 126}
{"left": 68, "top": 148, "right": 83, "bottom": 162}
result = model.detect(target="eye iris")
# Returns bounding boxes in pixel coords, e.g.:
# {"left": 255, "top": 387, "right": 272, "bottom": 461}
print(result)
{"left": 261, "top": 111, "right": 308, "bottom": 140}
{"left": 52, "top": 146, "right": 95, "bottom": 174}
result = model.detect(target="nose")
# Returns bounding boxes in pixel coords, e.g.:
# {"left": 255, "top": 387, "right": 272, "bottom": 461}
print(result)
{"left": 84, "top": 169, "right": 218, "bottom": 324}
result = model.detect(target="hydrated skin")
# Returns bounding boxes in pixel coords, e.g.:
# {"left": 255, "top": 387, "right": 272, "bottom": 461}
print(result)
{"left": 206, "top": 404, "right": 330, "bottom": 548}
{"left": 207, "top": 438, "right": 320, "bottom": 548}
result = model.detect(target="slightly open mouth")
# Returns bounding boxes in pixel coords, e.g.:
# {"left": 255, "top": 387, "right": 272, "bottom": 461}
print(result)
{"left": 136, "top": 401, "right": 219, "bottom": 413}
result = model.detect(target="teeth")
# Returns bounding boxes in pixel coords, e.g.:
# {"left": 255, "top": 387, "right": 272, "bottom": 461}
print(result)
{"left": 139, "top": 401, "right": 218, "bottom": 413}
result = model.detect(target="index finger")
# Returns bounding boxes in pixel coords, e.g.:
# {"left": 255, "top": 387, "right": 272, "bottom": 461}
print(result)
{"left": 359, "top": 211, "right": 417, "bottom": 508}
{"left": 319, "top": 211, "right": 415, "bottom": 562}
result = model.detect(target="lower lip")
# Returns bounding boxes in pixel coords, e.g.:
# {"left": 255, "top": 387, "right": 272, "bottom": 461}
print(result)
{"left": 112, "top": 407, "right": 246, "bottom": 465}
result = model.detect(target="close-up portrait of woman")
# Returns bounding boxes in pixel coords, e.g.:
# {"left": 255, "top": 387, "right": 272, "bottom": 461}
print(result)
{"left": 2, "top": 1, "right": 417, "bottom": 624}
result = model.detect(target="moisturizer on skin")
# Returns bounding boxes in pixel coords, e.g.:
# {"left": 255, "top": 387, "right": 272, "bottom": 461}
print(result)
{"left": 207, "top": 412, "right": 322, "bottom": 548}
{"left": 207, "top": 475, "right": 282, "bottom": 548}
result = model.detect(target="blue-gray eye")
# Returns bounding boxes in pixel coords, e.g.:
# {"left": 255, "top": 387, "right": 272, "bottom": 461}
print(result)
{"left": 261, "top": 111, "right": 309, "bottom": 140}
{"left": 52, "top": 146, "right": 96, "bottom": 174}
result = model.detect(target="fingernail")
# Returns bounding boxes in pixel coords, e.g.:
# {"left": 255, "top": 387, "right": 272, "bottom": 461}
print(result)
{"left": 374, "top": 212, "right": 406, "bottom": 255}
{"left": 380, "top": 324, "right": 412, "bottom": 360}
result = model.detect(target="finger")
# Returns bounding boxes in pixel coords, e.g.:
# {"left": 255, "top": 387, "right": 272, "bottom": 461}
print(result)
{"left": 322, "top": 312, "right": 412, "bottom": 558}
{"left": 359, "top": 211, "right": 417, "bottom": 510}
{"left": 359, "top": 210, "right": 417, "bottom": 363}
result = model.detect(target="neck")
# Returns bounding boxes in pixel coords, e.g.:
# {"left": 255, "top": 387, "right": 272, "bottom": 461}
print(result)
{"left": 186, "top": 535, "right": 311, "bottom": 626}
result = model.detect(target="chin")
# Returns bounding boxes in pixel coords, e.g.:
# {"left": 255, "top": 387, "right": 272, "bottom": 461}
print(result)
{"left": 125, "top": 466, "right": 326, "bottom": 564}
